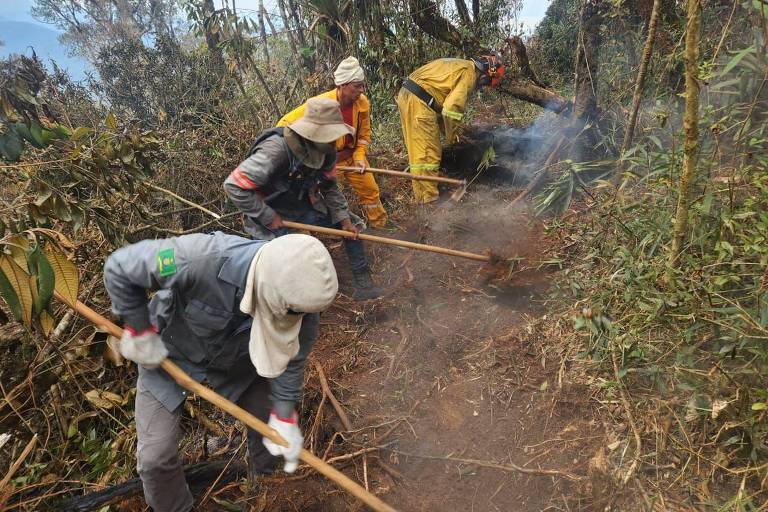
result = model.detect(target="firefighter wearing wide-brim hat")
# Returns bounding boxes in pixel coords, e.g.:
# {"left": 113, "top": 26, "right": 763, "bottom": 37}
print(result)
{"left": 397, "top": 55, "right": 506, "bottom": 204}
{"left": 224, "top": 97, "right": 382, "bottom": 300}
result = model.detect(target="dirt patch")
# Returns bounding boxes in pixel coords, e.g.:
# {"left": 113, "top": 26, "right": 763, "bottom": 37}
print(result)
{"left": 208, "top": 189, "right": 606, "bottom": 512}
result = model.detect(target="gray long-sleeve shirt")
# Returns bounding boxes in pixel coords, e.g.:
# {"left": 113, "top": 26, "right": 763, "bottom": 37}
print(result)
{"left": 103, "top": 231, "right": 318, "bottom": 415}
{"left": 223, "top": 128, "right": 351, "bottom": 240}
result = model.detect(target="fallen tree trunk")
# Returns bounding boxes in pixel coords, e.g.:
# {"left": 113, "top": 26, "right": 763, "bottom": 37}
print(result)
{"left": 407, "top": 0, "right": 570, "bottom": 113}
{"left": 57, "top": 459, "right": 246, "bottom": 512}
{"left": 497, "top": 81, "right": 571, "bottom": 113}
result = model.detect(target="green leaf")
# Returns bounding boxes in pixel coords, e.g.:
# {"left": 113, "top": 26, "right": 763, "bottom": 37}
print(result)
{"left": 0, "top": 265, "right": 22, "bottom": 322}
{"left": 720, "top": 46, "right": 756, "bottom": 76}
{"left": 71, "top": 126, "right": 91, "bottom": 141}
{"left": 49, "top": 125, "right": 71, "bottom": 139}
{"left": 751, "top": 402, "right": 767, "bottom": 411}
{"left": 27, "top": 246, "right": 55, "bottom": 315}
{"left": 0, "top": 130, "right": 24, "bottom": 162}
{"left": 28, "top": 121, "right": 45, "bottom": 148}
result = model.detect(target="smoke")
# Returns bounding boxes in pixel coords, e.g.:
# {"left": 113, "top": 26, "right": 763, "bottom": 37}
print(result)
{"left": 490, "top": 111, "right": 563, "bottom": 184}
{"left": 426, "top": 187, "right": 536, "bottom": 258}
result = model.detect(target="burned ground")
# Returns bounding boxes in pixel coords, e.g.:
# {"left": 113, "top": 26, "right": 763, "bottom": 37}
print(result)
{"left": 151, "top": 186, "right": 607, "bottom": 512}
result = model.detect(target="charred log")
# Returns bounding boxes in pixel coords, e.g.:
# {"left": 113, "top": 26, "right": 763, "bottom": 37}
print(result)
{"left": 56, "top": 459, "right": 246, "bottom": 512}
{"left": 497, "top": 81, "right": 570, "bottom": 113}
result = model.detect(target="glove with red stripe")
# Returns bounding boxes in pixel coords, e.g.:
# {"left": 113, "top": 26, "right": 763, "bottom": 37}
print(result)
{"left": 263, "top": 410, "right": 303, "bottom": 473}
{"left": 119, "top": 326, "right": 168, "bottom": 369}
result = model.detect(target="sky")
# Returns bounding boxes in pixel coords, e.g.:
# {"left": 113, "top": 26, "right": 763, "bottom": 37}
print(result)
{"left": 0, "top": 0, "right": 551, "bottom": 80}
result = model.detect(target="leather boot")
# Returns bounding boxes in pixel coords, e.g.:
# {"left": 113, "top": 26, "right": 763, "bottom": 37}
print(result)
{"left": 351, "top": 268, "right": 382, "bottom": 300}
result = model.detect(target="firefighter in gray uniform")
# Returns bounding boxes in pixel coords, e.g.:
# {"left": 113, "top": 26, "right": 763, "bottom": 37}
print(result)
{"left": 103, "top": 232, "right": 338, "bottom": 512}
{"left": 224, "top": 96, "right": 381, "bottom": 300}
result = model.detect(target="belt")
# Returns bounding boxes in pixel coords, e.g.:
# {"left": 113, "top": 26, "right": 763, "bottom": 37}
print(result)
{"left": 402, "top": 78, "right": 442, "bottom": 114}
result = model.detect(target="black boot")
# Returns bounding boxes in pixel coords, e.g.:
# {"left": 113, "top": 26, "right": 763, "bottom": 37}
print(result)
{"left": 352, "top": 268, "right": 382, "bottom": 300}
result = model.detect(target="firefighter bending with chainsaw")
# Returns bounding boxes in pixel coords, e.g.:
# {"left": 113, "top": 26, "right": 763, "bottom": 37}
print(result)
{"left": 225, "top": 97, "right": 382, "bottom": 300}
{"left": 397, "top": 55, "right": 506, "bottom": 203}
{"left": 104, "top": 232, "right": 338, "bottom": 512}
{"left": 278, "top": 57, "right": 388, "bottom": 228}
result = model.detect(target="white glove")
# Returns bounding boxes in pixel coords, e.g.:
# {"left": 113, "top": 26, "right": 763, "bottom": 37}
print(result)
{"left": 263, "top": 411, "right": 303, "bottom": 473}
{"left": 119, "top": 326, "right": 168, "bottom": 369}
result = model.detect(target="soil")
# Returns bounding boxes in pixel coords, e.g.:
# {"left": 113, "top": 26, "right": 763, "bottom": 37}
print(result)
{"left": 186, "top": 185, "right": 606, "bottom": 512}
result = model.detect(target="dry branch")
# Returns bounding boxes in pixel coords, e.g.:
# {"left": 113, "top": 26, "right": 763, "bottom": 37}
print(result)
{"left": 0, "top": 434, "right": 38, "bottom": 508}
{"left": 312, "top": 361, "right": 353, "bottom": 431}
{"left": 373, "top": 445, "right": 583, "bottom": 481}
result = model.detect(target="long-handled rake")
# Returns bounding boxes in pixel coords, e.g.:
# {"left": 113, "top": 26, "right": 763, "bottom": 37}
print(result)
{"left": 337, "top": 165, "right": 468, "bottom": 201}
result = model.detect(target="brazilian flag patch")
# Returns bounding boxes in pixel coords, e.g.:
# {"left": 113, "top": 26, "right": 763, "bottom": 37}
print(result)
{"left": 157, "top": 248, "right": 177, "bottom": 276}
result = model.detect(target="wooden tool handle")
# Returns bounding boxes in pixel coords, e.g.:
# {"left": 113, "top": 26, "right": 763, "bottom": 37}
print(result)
{"left": 56, "top": 291, "right": 398, "bottom": 512}
{"left": 282, "top": 221, "right": 490, "bottom": 262}
{"left": 337, "top": 165, "right": 466, "bottom": 186}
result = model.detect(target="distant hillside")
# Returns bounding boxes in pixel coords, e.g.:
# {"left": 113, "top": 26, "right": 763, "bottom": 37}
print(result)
{"left": 0, "top": 20, "right": 89, "bottom": 80}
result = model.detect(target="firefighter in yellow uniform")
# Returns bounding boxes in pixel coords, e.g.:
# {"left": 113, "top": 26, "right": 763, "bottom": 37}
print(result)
{"left": 278, "top": 57, "right": 388, "bottom": 227}
{"left": 396, "top": 56, "right": 506, "bottom": 203}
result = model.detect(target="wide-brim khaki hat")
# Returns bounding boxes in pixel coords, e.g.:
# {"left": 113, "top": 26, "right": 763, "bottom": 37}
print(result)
{"left": 288, "top": 97, "right": 355, "bottom": 143}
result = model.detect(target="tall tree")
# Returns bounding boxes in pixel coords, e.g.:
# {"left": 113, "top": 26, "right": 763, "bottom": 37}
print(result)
{"left": 200, "top": 0, "right": 223, "bottom": 68}
{"left": 618, "top": 0, "right": 662, "bottom": 177}
{"left": 31, "top": 0, "right": 179, "bottom": 60}
{"left": 668, "top": 0, "right": 701, "bottom": 266}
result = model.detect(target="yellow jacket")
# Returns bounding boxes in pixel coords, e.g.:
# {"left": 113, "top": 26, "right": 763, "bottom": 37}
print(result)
{"left": 408, "top": 58, "right": 477, "bottom": 143}
{"left": 278, "top": 89, "right": 371, "bottom": 162}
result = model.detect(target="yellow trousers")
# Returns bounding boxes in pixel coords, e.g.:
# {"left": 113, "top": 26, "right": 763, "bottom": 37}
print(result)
{"left": 396, "top": 88, "right": 441, "bottom": 204}
{"left": 336, "top": 156, "right": 388, "bottom": 228}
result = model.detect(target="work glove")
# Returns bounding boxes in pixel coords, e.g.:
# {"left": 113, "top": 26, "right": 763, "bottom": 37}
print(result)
{"left": 263, "top": 410, "right": 303, "bottom": 473}
{"left": 119, "top": 326, "right": 168, "bottom": 369}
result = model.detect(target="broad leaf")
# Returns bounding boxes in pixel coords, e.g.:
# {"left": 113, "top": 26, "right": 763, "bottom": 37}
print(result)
{"left": 0, "top": 255, "right": 34, "bottom": 326}
{"left": 45, "top": 245, "right": 79, "bottom": 306}
{"left": 720, "top": 46, "right": 755, "bottom": 76}
{"left": 6, "top": 234, "right": 30, "bottom": 268}
{"left": 39, "top": 310, "right": 54, "bottom": 336}
{"left": 28, "top": 246, "right": 55, "bottom": 315}
{"left": 71, "top": 127, "right": 91, "bottom": 141}
{"left": 0, "top": 264, "right": 22, "bottom": 322}
{"left": 105, "top": 112, "right": 118, "bottom": 131}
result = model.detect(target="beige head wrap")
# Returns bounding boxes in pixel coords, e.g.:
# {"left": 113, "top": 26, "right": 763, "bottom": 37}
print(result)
{"left": 240, "top": 234, "right": 338, "bottom": 378}
{"left": 334, "top": 56, "right": 365, "bottom": 86}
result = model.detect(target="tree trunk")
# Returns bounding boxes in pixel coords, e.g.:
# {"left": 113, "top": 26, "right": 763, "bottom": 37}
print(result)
{"left": 408, "top": 0, "right": 480, "bottom": 53}
{"left": 288, "top": 0, "right": 313, "bottom": 71}
{"left": 277, "top": 0, "right": 301, "bottom": 69}
{"left": 201, "top": 0, "right": 223, "bottom": 68}
{"left": 506, "top": 36, "right": 547, "bottom": 88}
{"left": 455, "top": 0, "right": 472, "bottom": 27}
{"left": 668, "top": 0, "right": 701, "bottom": 266}
{"left": 263, "top": 3, "right": 277, "bottom": 43}
{"left": 257, "top": 0, "right": 270, "bottom": 65}
{"left": 573, "top": 0, "right": 603, "bottom": 121}
{"left": 570, "top": 0, "right": 604, "bottom": 161}
{"left": 619, "top": 0, "right": 662, "bottom": 165}
{"left": 497, "top": 82, "right": 571, "bottom": 112}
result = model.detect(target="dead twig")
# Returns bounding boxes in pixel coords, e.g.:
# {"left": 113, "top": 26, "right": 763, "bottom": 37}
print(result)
{"left": 0, "top": 434, "right": 38, "bottom": 508}
{"left": 611, "top": 348, "right": 642, "bottom": 485}
{"left": 373, "top": 445, "right": 583, "bottom": 481}
{"left": 312, "top": 361, "right": 353, "bottom": 431}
